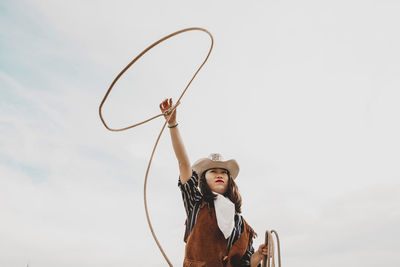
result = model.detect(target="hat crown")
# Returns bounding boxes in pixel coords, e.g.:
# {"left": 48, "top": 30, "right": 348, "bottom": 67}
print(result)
{"left": 208, "top": 153, "right": 224, "bottom": 162}
{"left": 192, "top": 153, "right": 239, "bottom": 180}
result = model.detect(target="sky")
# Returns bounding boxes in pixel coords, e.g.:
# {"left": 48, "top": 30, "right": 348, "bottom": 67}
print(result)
{"left": 1, "top": 0, "right": 399, "bottom": 266}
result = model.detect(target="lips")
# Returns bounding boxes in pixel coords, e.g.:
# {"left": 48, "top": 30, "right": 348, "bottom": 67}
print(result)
{"left": 216, "top": 179, "right": 224, "bottom": 183}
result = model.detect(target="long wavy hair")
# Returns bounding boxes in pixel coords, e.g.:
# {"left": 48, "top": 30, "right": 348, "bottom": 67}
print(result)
{"left": 199, "top": 168, "right": 242, "bottom": 213}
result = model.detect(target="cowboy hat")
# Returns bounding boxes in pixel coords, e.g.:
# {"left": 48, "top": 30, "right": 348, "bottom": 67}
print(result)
{"left": 192, "top": 153, "right": 240, "bottom": 180}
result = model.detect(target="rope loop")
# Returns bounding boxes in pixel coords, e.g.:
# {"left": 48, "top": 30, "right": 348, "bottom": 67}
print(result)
{"left": 99, "top": 27, "right": 282, "bottom": 267}
{"left": 99, "top": 27, "right": 214, "bottom": 266}
{"left": 262, "top": 229, "right": 282, "bottom": 267}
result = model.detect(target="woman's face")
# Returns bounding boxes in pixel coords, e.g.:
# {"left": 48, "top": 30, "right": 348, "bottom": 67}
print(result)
{"left": 205, "top": 168, "right": 229, "bottom": 195}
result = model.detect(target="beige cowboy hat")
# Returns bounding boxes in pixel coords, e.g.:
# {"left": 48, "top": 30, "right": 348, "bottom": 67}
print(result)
{"left": 192, "top": 153, "right": 240, "bottom": 180}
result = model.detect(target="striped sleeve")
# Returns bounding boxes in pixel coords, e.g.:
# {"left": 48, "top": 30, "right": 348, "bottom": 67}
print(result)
{"left": 178, "top": 170, "right": 203, "bottom": 217}
{"left": 240, "top": 238, "right": 261, "bottom": 267}
{"left": 239, "top": 218, "right": 262, "bottom": 267}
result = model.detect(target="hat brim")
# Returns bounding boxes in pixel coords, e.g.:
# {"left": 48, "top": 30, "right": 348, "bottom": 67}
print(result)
{"left": 192, "top": 158, "right": 239, "bottom": 180}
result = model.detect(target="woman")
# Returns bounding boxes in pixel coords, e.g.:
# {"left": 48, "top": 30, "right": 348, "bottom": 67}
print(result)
{"left": 160, "top": 98, "right": 267, "bottom": 267}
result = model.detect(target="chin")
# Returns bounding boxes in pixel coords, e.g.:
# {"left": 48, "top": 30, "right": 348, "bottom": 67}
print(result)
{"left": 213, "top": 188, "right": 227, "bottom": 194}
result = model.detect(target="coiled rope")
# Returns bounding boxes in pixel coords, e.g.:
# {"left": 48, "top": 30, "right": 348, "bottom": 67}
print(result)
{"left": 98, "top": 27, "right": 281, "bottom": 266}
{"left": 262, "top": 230, "right": 282, "bottom": 267}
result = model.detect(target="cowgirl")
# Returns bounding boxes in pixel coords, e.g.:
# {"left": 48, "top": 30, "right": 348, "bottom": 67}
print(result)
{"left": 160, "top": 98, "right": 268, "bottom": 267}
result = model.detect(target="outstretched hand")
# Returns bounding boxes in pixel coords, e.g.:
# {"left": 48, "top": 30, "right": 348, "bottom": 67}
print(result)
{"left": 159, "top": 98, "right": 177, "bottom": 125}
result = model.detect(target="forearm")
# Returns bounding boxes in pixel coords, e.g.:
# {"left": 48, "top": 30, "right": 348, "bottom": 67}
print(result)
{"left": 169, "top": 125, "right": 190, "bottom": 165}
{"left": 250, "top": 251, "right": 263, "bottom": 267}
{"left": 160, "top": 98, "right": 192, "bottom": 182}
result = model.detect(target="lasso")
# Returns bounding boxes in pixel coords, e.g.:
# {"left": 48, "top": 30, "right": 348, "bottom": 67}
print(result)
{"left": 262, "top": 230, "right": 281, "bottom": 267}
{"left": 98, "top": 27, "right": 281, "bottom": 266}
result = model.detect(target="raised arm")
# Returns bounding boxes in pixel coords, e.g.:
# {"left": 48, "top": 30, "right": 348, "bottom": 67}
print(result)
{"left": 159, "top": 98, "right": 192, "bottom": 184}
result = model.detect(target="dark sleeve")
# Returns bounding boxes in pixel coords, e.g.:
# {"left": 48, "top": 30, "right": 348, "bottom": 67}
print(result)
{"left": 178, "top": 169, "right": 203, "bottom": 217}
{"left": 240, "top": 237, "right": 261, "bottom": 267}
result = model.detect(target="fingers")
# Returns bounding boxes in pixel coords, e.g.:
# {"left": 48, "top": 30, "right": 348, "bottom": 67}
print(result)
{"left": 258, "top": 244, "right": 268, "bottom": 256}
{"left": 159, "top": 98, "right": 168, "bottom": 111}
{"left": 160, "top": 98, "right": 173, "bottom": 111}
{"left": 260, "top": 249, "right": 268, "bottom": 256}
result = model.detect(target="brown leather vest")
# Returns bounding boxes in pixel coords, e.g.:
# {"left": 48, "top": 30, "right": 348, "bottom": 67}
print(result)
{"left": 183, "top": 201, "right": 251, "bottom": 267}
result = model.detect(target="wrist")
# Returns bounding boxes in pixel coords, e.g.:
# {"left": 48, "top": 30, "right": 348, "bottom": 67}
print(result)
{"left": 168, "top": 122, "right": 178, "bottom": 128}
{"left": 250, "top": 251, "right": 263, "bottom": 266}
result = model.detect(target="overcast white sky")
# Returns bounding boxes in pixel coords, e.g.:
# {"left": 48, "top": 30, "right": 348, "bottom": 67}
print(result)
{"left": 1, "top": 0, "right": 399, "bottom": 266}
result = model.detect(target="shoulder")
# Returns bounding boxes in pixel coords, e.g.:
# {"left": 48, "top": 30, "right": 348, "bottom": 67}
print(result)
{"left": 241, "top": 216, "right": 258, "bottom": 241}
{"left": 178, "top": 169, "right": 199, "bottom": 187}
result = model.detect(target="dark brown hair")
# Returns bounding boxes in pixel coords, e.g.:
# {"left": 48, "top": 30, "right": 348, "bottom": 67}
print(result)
{"left": 199, "top": 168, "right": 242, "bottom": 213}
